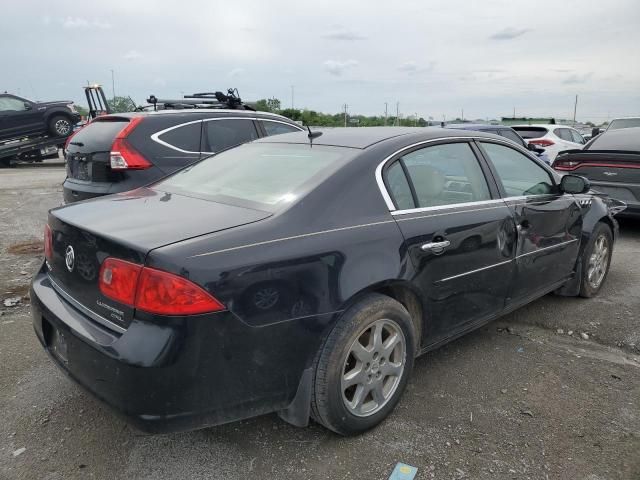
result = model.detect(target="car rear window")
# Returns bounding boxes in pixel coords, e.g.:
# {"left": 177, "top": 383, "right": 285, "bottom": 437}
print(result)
{"left": 511, "top": 127, "right": 548, "bottom": 139}
{"left": 608, "top": 118, "right": 640, "bottom": 130}
{"left": 69, "top": 118, "right": 129, "bottom": 151}
{"left": 157, "top": 143, "right": 352, "bottom": 210}
{"left": 586, "top": 127, "right": 640, "bottom": 152}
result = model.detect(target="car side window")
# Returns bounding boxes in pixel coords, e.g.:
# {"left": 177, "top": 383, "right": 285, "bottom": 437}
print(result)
{"left": 385, "top": 161, "right": 415, "bottom": 210}
{"left": 204, "top": 119, "right": 259, "bottom": 153}
{"left": 262, "top": 121, "right": 300, "bottom": 136}
{"left": 0, "top": 97, "right": 27, "bottom": 112}
{"left": 157, "top": 122, "right": 202, "bottom": 152}
{"left": 499, "top": 129, "right": 525, "bottom": 147}
{"left": 569, "top": 130, "right": 585, "bottom": 144}
{"left": 554, "top": 128, "right": 573, "bottom": 142}
{"left": 399, "top": 143, "right": 492, "bottom": 208}
{"left": 481, "top": 142, "right": 556, "bottom": 197}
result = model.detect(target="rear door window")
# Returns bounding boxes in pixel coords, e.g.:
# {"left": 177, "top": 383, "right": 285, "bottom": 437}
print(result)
{"left": 499, "top": 129, "right": 525, "bottom": 147}
{"left": 385, "top": 161, "right": 415, "bottom": 210}
{"left": 157, "top": 121, "right": 202, "bottom": 152}
{"left": 554, "top": 128, "right": 573, "bottom": 142}
{"left": 262, "top": 121, "right": 301, "bottom": 136}
{"left": 481, "top": 142, "right": 555, "bottom": 197}
{"left": 396, "top": 142, "right": 492, "bottom": 207}
{"left": 569, "top": 130, "right": 585, "bottom": 144}
{"left": 204, "top": 119, "right": 259, "bottom": 153}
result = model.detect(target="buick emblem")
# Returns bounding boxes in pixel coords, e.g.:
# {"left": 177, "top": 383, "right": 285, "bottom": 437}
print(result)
{"left": 65, "top": 245, "right": 75, "bottom": 272}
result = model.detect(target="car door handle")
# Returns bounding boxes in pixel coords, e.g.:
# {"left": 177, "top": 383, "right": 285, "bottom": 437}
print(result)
{"left": 421, "top": 240, "right": 451, "bottom": 253}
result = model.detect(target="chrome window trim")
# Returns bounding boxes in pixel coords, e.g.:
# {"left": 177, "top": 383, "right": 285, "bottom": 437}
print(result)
{"left": 391, "top": 198, "right": 506, "bottom": 216}
{"left": 150, "top": 117, "right": 303, "bottom": 155}
{"left": 375, "top": 135, "right": 551, "bottom": 214}
{"left": 47, "top": 274, "right": 126, "bottom": 334}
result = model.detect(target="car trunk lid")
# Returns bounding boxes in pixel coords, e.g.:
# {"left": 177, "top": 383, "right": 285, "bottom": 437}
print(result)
{"left": 47, "top": 188, "right": 271, "bottom": 329}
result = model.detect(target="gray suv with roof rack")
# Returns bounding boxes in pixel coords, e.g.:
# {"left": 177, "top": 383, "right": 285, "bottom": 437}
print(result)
{"left": 63, "top": 90, "right": 303, "bottom": 203}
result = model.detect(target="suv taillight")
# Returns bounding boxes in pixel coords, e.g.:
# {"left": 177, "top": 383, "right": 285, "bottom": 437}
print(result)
{"left": 109, "top": 117, "right": 151, "bottom": 170}
{"left": 528, "top": 139, "right": 555, "bottom": 147}
{"left": 99, "top": 258, "right": 225, "bottom": 315}
{"left": 44, "top": 225, "right": 53, "bottom": 261}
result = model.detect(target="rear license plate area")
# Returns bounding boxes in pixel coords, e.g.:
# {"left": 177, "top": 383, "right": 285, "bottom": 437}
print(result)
{"left": 69, "top": 156, "right": 91, "bottom": 181}
{"left": 43, "top": 318, "right": 69, "bottom": 364}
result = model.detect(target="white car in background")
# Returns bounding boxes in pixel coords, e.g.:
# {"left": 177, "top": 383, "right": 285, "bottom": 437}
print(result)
{"left": 512, "top": 124, "right": 585, "bottom": 163}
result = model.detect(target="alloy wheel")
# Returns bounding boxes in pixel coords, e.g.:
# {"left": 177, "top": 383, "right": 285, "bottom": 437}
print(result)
{"left": 587, "top": 234, "right": 609, "bottom": 289}
{"left": 55, "top": 119, "right": 71, "bottom": 136}
{"left": 341, "top": 319, "right": 406, "bottom": 417}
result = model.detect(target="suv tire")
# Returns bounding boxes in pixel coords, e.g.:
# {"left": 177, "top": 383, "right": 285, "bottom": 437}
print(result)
{"left": 48, "top": 115, "right": 73, "bottom": 137}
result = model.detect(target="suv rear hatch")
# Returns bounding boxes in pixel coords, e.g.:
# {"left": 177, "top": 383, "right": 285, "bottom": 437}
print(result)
{"left": 512, "top": 126, "right": 549, "bottom": 139}
{"left": 46, "top": 189, "right": 271, "bottom": 330}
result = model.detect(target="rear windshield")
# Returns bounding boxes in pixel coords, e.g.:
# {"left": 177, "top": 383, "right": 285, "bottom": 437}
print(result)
{"left": 607, "top": 118, "right": 640, "bottom": 131}
{"left": 586, "top": 127, "right": 640, "bottom": 152}
{"left": 68, "top": 119, "right": 129, "bottom": 151}
{"left": 157, "top": 143, "right": 353, "bottom": 210}
{"left": 511, "top": 127, "right": 548, "bottom": 139}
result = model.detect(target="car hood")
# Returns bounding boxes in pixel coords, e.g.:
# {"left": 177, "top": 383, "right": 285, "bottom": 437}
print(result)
{"left": 36, "top": 100, "right": 74, "bottom": 108}
{"left": 51, "top": 187, "right": 272, "bottom": 254}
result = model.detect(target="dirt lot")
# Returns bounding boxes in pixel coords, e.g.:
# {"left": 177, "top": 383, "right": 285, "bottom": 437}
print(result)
{"left": 1, "top": 165, "right": 638, "bottom": 480}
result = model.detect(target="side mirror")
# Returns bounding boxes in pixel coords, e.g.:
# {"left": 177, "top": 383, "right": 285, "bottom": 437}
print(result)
{"left": 561, "top": 174, "right": 590, "bottom": 194}
{"left": 23, "top": 102, "right": 32, "bottom": 110}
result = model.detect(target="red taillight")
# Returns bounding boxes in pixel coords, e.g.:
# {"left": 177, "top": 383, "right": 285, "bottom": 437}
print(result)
{"left": 99, "top": 258, "right": 142, "bottom": 306}
{"left": 109, "top": 117, "right": 151, "bottom": 170}
{"left": 44, "top": 225, "right": 53, "bottom": 261}
{"left": 529, "top": 139, "right": 555, "bottom": 147}
{"left": 98, "top": 257, "right": 225, "bottom": 316}
{"left": 135, "top": 267, "right": 225, "bottom": 315}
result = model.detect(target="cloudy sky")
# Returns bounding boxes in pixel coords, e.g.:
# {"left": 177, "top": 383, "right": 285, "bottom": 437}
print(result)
{"left": 2, "top": 0, "right": 639, "bottom": 122}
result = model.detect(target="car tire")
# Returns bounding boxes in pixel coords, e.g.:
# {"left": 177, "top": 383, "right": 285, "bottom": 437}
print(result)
{"left": 48, "top": 115, "right": 73, "bottom": 137}
{"left": 579, "top": 222, "right": 613, "bottom": 298}
{"left": 311, "top": 293, "right": 416, "bottom": 436}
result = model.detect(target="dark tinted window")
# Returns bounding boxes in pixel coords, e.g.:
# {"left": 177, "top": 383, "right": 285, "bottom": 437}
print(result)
{"left": 68, "top": 119, "right": 128, "bottom": 151}
{"left": 587, "top": 127, "right": 640, "bottom": 151}
{"left": 262, "top": 121, "right": 300, "bottom": 136}
{"left": 512, "top": 127, "right": 548, "bottom": 139}
{"left": 401, "top": 143, "right": 491, "bottom": 207}
{"left": 204, "top": 119, "right": 259, "bottom": 153}
{"left": 499, "top": 129, "right": 525, "bottom": 146}
{"left": 481, "top": 142, "right": 555, "bottom": 197}
{"left": 385, "top": 161, "right": 415, "bottom": 210}
{"left": 158, "top": 122, "right": 202, "bottom": 152}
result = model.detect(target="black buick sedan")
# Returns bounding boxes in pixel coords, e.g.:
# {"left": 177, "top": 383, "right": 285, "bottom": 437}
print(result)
{"left": 31, "top": 127, "right": 620, "bottom": 436}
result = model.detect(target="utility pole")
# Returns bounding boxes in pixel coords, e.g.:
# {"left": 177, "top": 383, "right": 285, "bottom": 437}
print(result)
{"left": 110, "top": 69, "right": 116, "bottom": 100}
{"left": 513, "top": 107, "right": 516, "bottom": 118}
{"left": 343, "top": 104, "right": 348, "bottom": 127}
{"left": 384, "top": 102, "right": 388, "bottom": 126}
{"left": 461, "top": 108, "right": 464, "bottom": 121}
{"left": 573, "top": 94, "right": 578, "bottom": 126}
{"left": 414, "top": 112, "right": 418, "bottom": 127}
{"left": 291, "top": 85, "right": 295, "bottom": 110}
{"left": 395, "top": 102, "right": 399, "bottom": 126}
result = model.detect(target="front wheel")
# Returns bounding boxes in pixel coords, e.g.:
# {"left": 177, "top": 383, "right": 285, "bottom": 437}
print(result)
{"left": 311, "top": 293, "right": 416, "bottom": 435}
{"left": 579, "top": 222, "right": 613, "bottom": 298}
{"left": 48, "top": 115, "right": 73, "bottom": 137}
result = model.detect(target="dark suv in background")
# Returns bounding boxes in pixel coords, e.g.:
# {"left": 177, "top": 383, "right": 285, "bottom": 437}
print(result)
{"left": 63, "top": 108, "right": 303, "bottom": 203}
{"left": 0, "top": 93, "right": 80, "bottom": 141}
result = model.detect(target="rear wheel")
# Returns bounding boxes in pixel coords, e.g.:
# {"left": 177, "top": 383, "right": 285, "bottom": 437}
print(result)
{"left": 48, "top": 115, "right": 73, "bottom": 137}
{"left": 311, "top": 293, "right": 416, "bottom": 435}
{"left": 579, "top": 222, "right": 613, "bottom": 298}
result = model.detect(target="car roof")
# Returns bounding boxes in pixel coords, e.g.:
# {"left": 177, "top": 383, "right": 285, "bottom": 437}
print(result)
{"left": 101, "top": 110, "right": 297, "bottom": 123}
{"left": 255, "top": 126, "right": 500, "bottom": 149}
{"left": 445, "top": 124, "right": 509, "bottom": 131}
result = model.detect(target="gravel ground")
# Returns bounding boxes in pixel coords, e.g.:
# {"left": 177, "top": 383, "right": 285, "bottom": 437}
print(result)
{"left": 0, "top": 166, "right": 638, "bottom": 480}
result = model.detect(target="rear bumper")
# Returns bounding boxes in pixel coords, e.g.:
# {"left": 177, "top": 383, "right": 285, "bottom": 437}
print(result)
{"left": 30, "top": 268, "right": 323, "bottom": 433}
{"left": 63, "top": 178, "right": 112, "bottom": 203}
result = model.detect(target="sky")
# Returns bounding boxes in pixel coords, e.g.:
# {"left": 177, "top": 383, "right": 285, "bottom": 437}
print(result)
{"left": 2, "top": 0, "right": 639, "bottom": 123}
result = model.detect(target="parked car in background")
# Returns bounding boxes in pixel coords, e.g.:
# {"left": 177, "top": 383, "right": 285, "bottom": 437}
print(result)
{"left": 0, "top": 93, "right": 80, "bottom": 141}
{"left": 63, "top": 107, "right": 303, "bottom": 203}
{"left": 446, "top": 123, "right": 551, "bottom": 164}
{"left": 605, "top": 117, "right": 640, "bottom": 132}
{"left": 555, "top": 127, "right": 640, "bottom": 218}
{"left": 32, "top": 127, "right": 621, "bottom": 436}
{"left": 512, "top": 124, "right": 585, "bottom": 163}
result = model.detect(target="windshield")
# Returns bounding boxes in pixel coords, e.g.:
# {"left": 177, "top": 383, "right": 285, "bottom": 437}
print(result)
{"left": 608, "top": 118, "right": 640, "bottom": 130}
{"left": 157, "top": 143, "right": 353, "bottom": 210}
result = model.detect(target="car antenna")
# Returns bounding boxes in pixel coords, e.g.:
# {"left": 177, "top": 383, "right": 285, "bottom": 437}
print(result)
{"left": 307, "top": 125, "right": 322, "bottom": 144}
